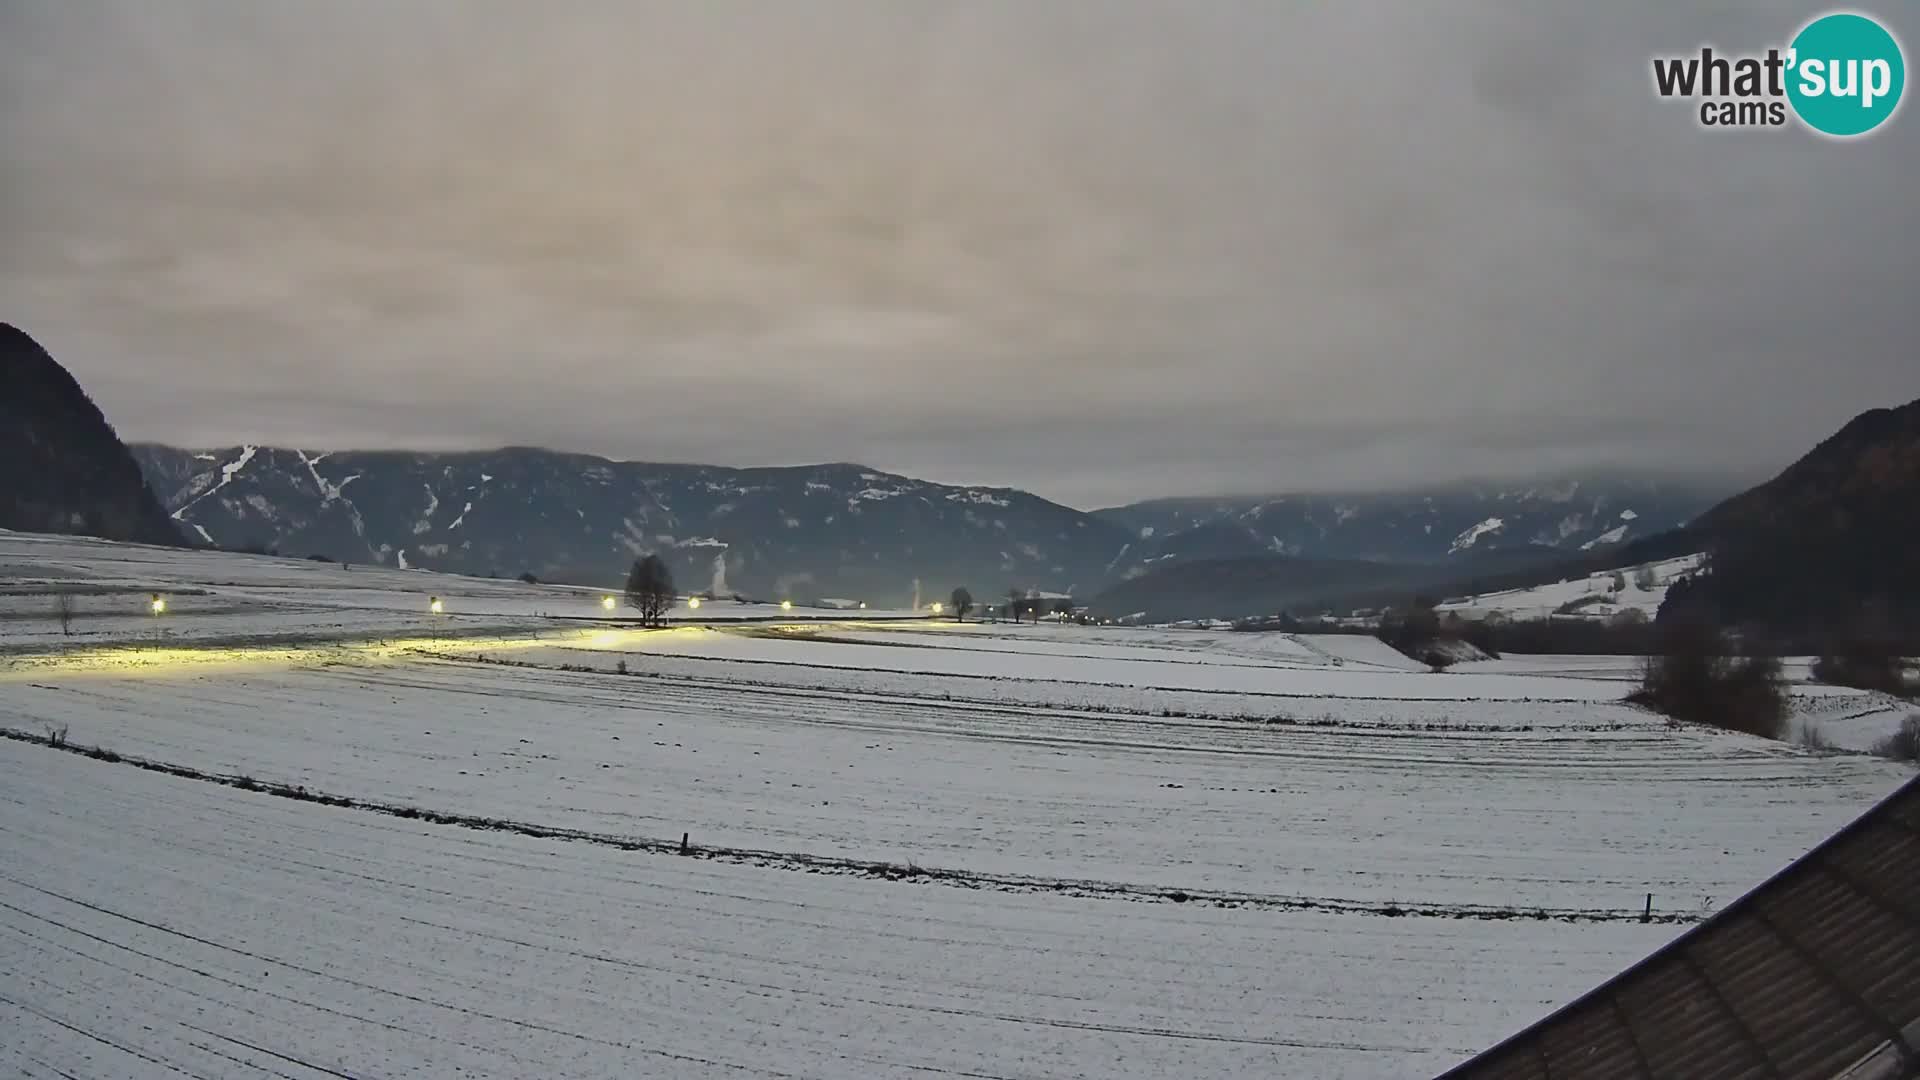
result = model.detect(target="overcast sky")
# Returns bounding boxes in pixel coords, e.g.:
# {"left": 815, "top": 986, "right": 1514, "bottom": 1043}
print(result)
{"left": 2, "top": 2, "right": 1914, "bottom": 507}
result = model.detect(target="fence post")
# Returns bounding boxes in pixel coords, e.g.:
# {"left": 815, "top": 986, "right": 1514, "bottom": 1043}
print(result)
{"left": 680, "top": 832, "right": 690, "bottom": 856}
{"left": 1643, "top": 893, "right": 1652, "bottom": 923}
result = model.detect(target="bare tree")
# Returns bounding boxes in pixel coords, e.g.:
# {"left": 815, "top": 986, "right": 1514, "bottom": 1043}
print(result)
{"left": 626, "top": 554, "right": 676, "bottom": 627}
{"left": 1633, "top": 565, "right": 1658, "bottom": 591}
{"left": 53, "top": 590, "right": 75, "bottom": 636}
{"left": 950, "top": 587, "right": 974, "bottom": 622}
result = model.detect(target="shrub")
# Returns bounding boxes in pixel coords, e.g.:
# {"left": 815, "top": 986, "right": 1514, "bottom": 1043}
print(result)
{"left": 1457, "top": 619, "right": 1502, "bottom": 659}
{"left": 1812, "top": 646, "right": 1916, "bottom": 698}
{"left": 518, "top": 571, "right": 540, "bottom": 584}
{"left": 1376, "top": 605, "right": 1441, "bottom": 653}
{"left": 1554, "top": 594, "right": 1608, "bottom": 615}
{"left": 1792, "top": 721, "right": 1835, "bottom": 752}
{"left": 1627, "top": 621, "right": 1787, "bottom": 739}
{"left": 53, "top": 591, "right": 75, "bottom": 635}
{"left": 1872, "top": 715, "right": 1920, "bottom": 764}
{"left": 1633, "top": 566, "right": 1659, "bottom": 591}
{"left": 43, "top": 723, "right": 69, "bottom": 747}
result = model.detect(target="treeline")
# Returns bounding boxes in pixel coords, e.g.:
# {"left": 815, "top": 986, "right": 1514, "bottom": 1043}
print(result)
{"left": 1663, "top": 547, "right": 1920, "bottom": 654}
{"left": 1244, "top": 610, "right": 1666, "bottom": 658}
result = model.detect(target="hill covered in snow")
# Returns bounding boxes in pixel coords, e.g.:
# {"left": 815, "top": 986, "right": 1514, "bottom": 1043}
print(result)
{"left": 1435, "top": 554, "right": 1705, "bottom": 623}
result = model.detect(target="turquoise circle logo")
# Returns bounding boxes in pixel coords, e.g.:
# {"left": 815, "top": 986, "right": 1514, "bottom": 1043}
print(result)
{"left": 1787, "top": 12, "right": 1905, "bottom": 136}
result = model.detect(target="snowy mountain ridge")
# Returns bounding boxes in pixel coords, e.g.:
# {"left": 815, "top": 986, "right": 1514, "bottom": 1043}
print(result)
{"left": 1092, "top": 479, "right": 1720, "bottom": 572}
{"left": 133, "top": 445, "right": 1122, "bottom": 603}
{"left": 132, "top": 444, "right": 1726, "bottom": 605}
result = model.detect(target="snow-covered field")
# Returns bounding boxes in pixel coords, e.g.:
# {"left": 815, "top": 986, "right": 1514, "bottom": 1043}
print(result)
{"left": 0, "top": 530, "right": 925, "bottom": 652}
{"left": 1, "top": 532, "right": 1912, "bottom": 1078}
{"left": 0, "top": 743, "right": 1679, "bottom": 1080}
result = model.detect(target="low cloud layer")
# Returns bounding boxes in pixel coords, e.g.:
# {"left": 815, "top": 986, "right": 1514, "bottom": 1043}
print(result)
{"left": 3, "top": 2, "right": 1914, "bottom": 506}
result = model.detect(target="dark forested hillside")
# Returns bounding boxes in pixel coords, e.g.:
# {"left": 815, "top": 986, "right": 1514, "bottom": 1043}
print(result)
{"left": 1661, "top": 397, "right": 1920, "bottom": 642}
{"left": 0, "top": 324, "right": 182, "bottom": 546}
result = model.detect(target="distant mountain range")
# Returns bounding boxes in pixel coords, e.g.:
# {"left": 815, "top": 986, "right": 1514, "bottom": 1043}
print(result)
{"left": 132, "top": 445, "right": 1124, "bottom": 603}
{"left": 10, "top": 321, "right": 1907, "bottom": 637}
{"left": 1093, "top": 480, "right": 1714, "bottom": 571}
{"left": 1096, "top": 398, "right": 1920, "bottom": 635}
{"left": 0, "top": 324, "right": 181, "bottom": 546}
{"left": 130, "top": 440, "right": 1722, "bottom": 605}
{"left": 1084, "top": 547, "right": 1572, "bottom": 625}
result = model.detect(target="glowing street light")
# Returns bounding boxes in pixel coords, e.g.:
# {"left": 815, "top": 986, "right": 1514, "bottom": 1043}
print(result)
{"left": 781, "top": 599, "right": 793, "bottom": 611}
{"left": 149, "top": 595, "right": 166, "bottom": 615}
{"left": 688, "top": 596, "right": 702, "bottom": 610}
{"left": 858, "top": 601, "right": 866, "bottom": 609}
{"left": 428, "top": 597, "right": 445, "bottom": 615}
{"left": 601, "top": 595, "right": 617, "bottom": 611}
{"left": 930, "top": 601, "right": 943, "bottom": 615}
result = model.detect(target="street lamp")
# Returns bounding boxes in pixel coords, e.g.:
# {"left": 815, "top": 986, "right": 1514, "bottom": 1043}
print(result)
{"left": 930, "top": 601, "right": 943, "bottom": 615}
{"left": 428, "top": 597, "right": 444, "bottom": 615}
{"left": 858, "top": 601, "right": 866, "bottom": 609}
{"left": 781, "top": 599, "right": 793, "bottom": 611}
{"left": 601, "top": 595, "right": 617, "bottom": 611}
{"left": 688, "top": 596, "right": 702, "bottom": 610}
{"left": 149, "top": 595, "right": 166, "bottom": 615}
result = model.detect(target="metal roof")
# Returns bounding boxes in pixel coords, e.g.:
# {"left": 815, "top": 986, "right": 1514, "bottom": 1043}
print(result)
{"left": 1437, "top": 774, "right": 1920, "bottom": 1080}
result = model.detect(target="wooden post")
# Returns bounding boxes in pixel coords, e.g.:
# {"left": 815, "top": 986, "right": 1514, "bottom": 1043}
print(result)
{"left": 1643, "top": 893, "right": 1652, "bottom": 923}
{"left": 680, "top": 832, "right": 690, "bottom": 856}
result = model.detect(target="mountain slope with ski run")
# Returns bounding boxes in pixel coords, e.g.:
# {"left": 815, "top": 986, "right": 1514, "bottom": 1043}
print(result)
{"left": 1, "top": 531, "right": 1908, "bottom": 1078}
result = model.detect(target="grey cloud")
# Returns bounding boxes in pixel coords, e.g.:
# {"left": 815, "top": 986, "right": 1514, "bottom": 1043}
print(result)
{"left": 2, "top": 1, "right": 1914, "bottom": 508}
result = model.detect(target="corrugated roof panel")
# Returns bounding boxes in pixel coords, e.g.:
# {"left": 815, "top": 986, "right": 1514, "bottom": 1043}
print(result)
{"left": 1436, "top": 776, "right": 1920, "bottom": 1080}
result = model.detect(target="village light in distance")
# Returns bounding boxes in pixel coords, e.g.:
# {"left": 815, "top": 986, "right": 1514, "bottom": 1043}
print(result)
{"left": 149, "top": 595, "right": 166, "bottom": 615}
{"left": 688, "top": 596, "right": 701, "bottom": 610}
{"left": 930, "top": 601, "right": 943, "bottom": 614}
{"left": 601, "top": 595, "right": 616, "bottom": 611}
{"left": 781, "top": 599, "right": 793, "bottom": 611}
{"left": 428, "top": 597, "right": 444, "bottom": 615}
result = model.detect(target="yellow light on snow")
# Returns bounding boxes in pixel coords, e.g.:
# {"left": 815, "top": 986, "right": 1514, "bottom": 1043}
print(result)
{"left": 601, "top": 595, "right": 617, "bottom": 611}
{"left": 688, "top": 596, "right": 702, "bottom": 610}
{"left": 781, "top": 599, "right": 793, "bottom": 611}
{"left": 428, "top": 597, "right": 444, "bottom": 615}
{"left": 149, "top": 596, "right": 166, "bottom": 615}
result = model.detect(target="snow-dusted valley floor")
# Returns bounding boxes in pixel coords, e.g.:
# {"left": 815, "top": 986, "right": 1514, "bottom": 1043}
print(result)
{"left": 1, "top": 532, "right": 1912, "bottom": 1078}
